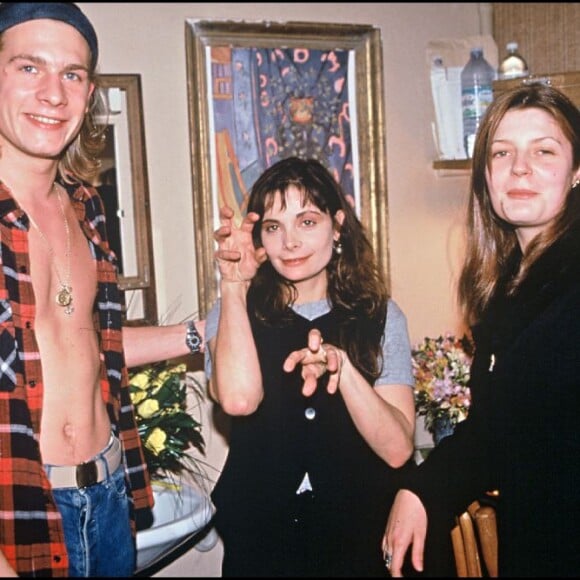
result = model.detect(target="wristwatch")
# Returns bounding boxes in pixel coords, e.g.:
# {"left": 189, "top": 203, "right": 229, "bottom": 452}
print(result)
{"left": 185, "top": 320, "right": 202, "bottom": 354}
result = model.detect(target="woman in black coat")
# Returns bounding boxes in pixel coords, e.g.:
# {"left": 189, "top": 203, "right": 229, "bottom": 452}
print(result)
{"left": 382, "top": 82, "right": 580, "bottom": 577}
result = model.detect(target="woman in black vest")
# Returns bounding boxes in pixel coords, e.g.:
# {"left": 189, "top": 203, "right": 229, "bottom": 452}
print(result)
{"left": 206, "top": 157, "right": 416, "bottom": 577}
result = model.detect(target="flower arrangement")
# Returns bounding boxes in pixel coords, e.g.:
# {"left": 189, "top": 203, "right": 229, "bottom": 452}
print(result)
{"left": 128, "top": 362, "right": 206, "bottom": 483}
{"left": 412, "top": 333, "right": 475, "bottom": 436}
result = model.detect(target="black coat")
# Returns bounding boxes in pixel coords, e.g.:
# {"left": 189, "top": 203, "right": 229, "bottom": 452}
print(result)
{"left": 408, "top": 232, "right": 580, "bottom": 577}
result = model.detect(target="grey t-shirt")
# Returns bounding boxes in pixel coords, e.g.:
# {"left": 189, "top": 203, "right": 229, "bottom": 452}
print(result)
{"left": 204, "top": 298, "right": 414, "bottom": 388}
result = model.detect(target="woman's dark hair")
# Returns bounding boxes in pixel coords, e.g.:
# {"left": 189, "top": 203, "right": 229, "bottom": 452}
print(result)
{"left": 247, "top": 156, "right": 389, "bottom": 382}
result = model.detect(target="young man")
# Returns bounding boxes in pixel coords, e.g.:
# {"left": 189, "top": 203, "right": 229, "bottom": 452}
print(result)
{"left": 0, "top": 3, "right": 204, "bottom": 576}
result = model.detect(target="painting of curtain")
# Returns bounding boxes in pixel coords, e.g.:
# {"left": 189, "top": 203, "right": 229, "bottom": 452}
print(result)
{"left": 210, "top": 45, "right": 356, "bottom": 225}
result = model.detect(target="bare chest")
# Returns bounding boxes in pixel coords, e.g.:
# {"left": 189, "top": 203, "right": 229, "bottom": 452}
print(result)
{"left": 29, "top": 215, "right": 97, "bottom": 319}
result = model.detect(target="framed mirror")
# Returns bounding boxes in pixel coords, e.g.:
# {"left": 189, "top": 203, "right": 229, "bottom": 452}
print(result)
{"left": 94, "top": 74, "right": 158, "bottom": 325}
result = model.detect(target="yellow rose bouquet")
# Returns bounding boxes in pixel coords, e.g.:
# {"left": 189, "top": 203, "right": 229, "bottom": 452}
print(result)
{"left": 129, "top": 362, "right": 206, "bottom": 481}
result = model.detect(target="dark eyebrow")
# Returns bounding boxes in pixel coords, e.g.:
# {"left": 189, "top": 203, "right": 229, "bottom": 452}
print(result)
{"left": 296, "top": 208, "right": 322, "bottom": 217}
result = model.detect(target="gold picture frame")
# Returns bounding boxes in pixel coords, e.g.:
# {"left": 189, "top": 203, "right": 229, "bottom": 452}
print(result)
{"left": 185, "top": 20, "right": 389, "bottom": 316}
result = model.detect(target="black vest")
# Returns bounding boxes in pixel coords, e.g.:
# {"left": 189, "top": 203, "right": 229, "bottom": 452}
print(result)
{"left": 212, "top": 302, "right": 413, "bottom": 535}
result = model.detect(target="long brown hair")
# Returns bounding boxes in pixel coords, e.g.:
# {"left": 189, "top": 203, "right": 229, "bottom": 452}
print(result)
{"left": 458, "top": 82, "right": 580, "bottom": 326}
{"left": 247, "top": 156, "right": 389, "bottom": 382}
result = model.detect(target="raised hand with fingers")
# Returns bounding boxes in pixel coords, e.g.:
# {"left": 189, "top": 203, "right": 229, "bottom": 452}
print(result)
{"left": 214, "top": 205, "right": 266, "bottom": 284}
{"left": 283, "top": 328, "right": 345, "bottom": 397}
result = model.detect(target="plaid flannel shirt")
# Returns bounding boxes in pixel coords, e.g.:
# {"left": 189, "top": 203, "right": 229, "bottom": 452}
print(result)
{"left": 0, "top": 180, "right": 153, "bottom": 576}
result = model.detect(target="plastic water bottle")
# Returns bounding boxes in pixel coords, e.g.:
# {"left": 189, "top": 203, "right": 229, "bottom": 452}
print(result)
{"left": 461, "top": 47, "right": 496, "bottom": 158}
{"left": 498, "top": 41, "right": 529, "bottom": 80}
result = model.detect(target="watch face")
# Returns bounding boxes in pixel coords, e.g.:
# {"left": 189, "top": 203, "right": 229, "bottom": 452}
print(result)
{"left": 186, "top": 322, "right": 201, "bottom": 352}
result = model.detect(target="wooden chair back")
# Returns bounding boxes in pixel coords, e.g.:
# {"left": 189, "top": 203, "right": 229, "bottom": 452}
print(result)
{"left": 451, "top": 500, "right": 498, "bottom": 577}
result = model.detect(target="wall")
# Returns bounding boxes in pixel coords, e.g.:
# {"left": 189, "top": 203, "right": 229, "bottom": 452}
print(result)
{"left": 80, "top": 3, "right": 484, "bottom": 576}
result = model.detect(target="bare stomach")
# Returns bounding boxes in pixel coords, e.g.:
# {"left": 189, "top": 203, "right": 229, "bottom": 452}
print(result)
{"left": 36, "top": 318, "right": 112, "bottom": 466}
{"left": 29, "top": 198, "right": 112, "bottom": 466}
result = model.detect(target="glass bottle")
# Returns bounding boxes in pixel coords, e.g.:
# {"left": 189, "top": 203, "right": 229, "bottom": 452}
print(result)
{"left": 498, "top": 41, "right": 529, "bottom": 80}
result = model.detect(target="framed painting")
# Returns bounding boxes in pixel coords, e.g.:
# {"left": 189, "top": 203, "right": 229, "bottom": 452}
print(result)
{"left": 185, "top": 20, "right": 388, "bottom": 316}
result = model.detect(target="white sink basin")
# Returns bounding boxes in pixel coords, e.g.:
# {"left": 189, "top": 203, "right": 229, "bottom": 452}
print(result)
{"left": 136, "top": 480, "right": 217, "bottom": 572}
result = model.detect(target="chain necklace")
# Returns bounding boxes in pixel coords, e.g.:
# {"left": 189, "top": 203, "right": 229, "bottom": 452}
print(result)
{"left": 28, "top": 184, "right": 74, "bottom": 315}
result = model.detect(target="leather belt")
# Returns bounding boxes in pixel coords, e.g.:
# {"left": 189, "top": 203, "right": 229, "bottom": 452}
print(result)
{"left": 46, "top": 434, "right": 123, "bottom": 489}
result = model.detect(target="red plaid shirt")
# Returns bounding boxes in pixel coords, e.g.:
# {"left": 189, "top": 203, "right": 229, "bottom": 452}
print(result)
{"left": 0, "top": 180, "right": 153, "bottom": 576}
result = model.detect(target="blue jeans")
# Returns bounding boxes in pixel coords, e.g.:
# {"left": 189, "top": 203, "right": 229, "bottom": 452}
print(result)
{"left": 50, "top": 462, "right": 135, "bottom": 577}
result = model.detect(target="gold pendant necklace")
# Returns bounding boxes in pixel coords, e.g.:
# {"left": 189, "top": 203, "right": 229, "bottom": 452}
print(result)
{"left": 28, "top": 184, "right": 74, "bottom": 315}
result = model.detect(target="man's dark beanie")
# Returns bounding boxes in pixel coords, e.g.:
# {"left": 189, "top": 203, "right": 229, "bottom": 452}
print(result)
{"left": 0, "top": 2, "right": 98, "bottom": 69}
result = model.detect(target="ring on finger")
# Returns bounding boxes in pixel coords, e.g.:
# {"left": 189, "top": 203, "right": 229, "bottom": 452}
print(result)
{"left": 384, "top": 552, "right": 392, "bottom": 569}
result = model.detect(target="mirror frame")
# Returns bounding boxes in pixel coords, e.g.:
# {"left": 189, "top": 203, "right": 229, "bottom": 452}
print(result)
{"left": 97, "top": 74, "right": 158, "bottom": 326}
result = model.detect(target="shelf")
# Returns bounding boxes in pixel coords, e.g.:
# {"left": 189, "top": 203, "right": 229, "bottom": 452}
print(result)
{"left": 433, "top": 159, "right": 472, "bottom": 171}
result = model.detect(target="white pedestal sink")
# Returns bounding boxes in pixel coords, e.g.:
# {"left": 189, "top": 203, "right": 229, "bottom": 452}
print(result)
{"left": 136, "top": 480, "right": 218, "bottom": 573}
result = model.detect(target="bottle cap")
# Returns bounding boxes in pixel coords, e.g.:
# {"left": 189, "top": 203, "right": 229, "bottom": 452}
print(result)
{"left": 506, "top": 41, "right": 518, "bottom": 52}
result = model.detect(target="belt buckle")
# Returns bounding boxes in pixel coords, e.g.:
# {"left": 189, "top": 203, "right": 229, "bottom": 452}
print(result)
{"left": 76, "top": 461, "right": 98, "bottom": 488}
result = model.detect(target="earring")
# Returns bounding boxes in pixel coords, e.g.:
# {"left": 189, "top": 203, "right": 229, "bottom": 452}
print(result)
{"left": 334, "top": 240, "right": 343, "bottom": 255}
{"left": 573, "top": 179, "right": 580, "bottom": 188}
